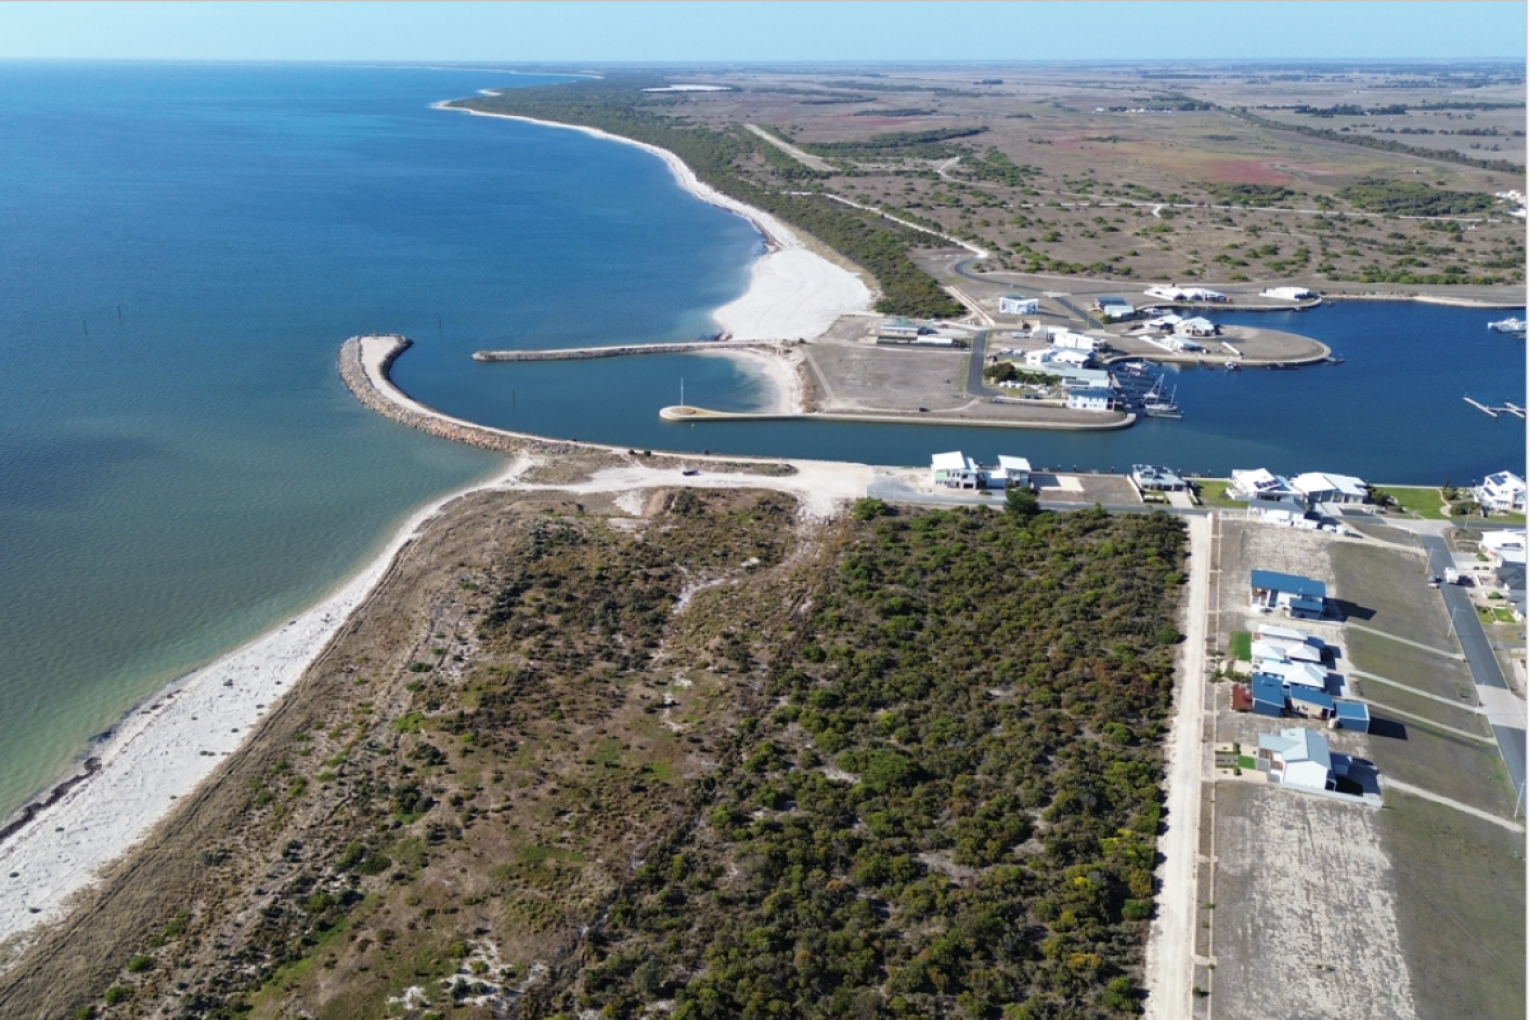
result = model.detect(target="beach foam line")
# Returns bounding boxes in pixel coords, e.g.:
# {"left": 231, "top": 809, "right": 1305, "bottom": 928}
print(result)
{"left": 432, "top": 102, "right": 871, "bottom": 342}
{"left": 0, "top": 455, "right": 530, "bottom": 945}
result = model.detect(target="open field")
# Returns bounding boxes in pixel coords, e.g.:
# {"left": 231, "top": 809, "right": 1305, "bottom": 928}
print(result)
{"left": 1379, "top": 791, "right": 1526, "bottom": 1020}
{"left": 1375, "top": 486, "right": 1449, "bottom": 519}
{"left": 1331, "top": 541, "right": 1454, "bottom": 649}
{"left": 1207, "top": 781, "right": 1417, "bottom": 1020}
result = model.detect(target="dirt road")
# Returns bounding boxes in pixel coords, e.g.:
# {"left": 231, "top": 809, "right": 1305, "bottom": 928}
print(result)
{"left": 1144, "top": 512, "right": 1212, "bottom": 1019}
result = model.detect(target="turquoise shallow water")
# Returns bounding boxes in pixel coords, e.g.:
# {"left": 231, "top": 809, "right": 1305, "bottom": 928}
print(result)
{"left": 0, "top": 63, "right": 1523, "bottom": 823}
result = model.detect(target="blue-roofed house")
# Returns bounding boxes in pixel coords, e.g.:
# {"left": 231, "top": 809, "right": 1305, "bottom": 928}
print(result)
{"left": 1250, "top": 570, "right": 1328, "bottom": 619}
{"left": 1334, "top": 700, "right": 1371, "bottom": 732}
{"left": 1251, "top": 674, "right": 1286, "bottom": 717}
{"left": 1289, "top": 686, "right": 1335, "bottom": 720}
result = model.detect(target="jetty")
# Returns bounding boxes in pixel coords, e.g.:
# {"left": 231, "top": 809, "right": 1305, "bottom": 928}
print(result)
{"left": 472, "top": 340, "right": 793, "bottom": 363}
{"left": 1464, "top": 395, "right": 1524, "bottom": 419}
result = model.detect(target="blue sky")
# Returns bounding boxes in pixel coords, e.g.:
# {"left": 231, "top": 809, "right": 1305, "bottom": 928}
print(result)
{"left": 0, "top": 1, "right": 1523, "bottom": 62}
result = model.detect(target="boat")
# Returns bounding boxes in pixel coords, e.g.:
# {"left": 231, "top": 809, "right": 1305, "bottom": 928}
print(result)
{"left": 1488, "top": 317, "right": 1526, "bottom": 335}
{"left": 1323, "top": 354, "right": 1344, "bottom": 365}
{"left": 1223, "top": 360, "right": 1241, "bottom": 372}
{"left": 1140, "top": 378, "right": 1183, "bottom": 419}
{"left": 1267, "top": 362, "right": 1294, "bottom": 370}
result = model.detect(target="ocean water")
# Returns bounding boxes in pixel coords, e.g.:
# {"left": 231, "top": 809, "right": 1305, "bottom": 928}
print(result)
{"left": 0, "top": 62, "right": 1523, "bottom": 822}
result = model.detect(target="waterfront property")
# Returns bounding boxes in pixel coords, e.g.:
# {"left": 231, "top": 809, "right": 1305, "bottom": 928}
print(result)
{"left": 931, "top": 451, "right": 984, "bottom": 490}
{"left": 1093, "top": 296, "right": 1137, "bottom": 321}
{"left": 1174, "top": 316, "right": 1219, "bottom": 338}
{"left": 1250, "top": 569, "right": 1328, "bottom": 619}
{"left": 1229, "top": 467, "right": 1298, "bottom": 502}
{"left": 1144, "top": 284, "right": 1228, "bottom": 303}
{"left": 998, "top": 294, "right": 1039, "bottom": 315}
{"left": 1290, "top": 471, "right": 1369, "bottom": 507}
{"left": 1024, "top": 346, "right": 1094, "bottom": 369}
{"left": 1478, "top": 529, "right": 1527, "bottom": 566}
{"left": 930, "top": 451, "right": 1031, "bottom": 490}
{"left": 1132, "top": 464, "right": 1189, "bottom": 492}
{"left": 1475, "top": 470, "right": 1526, "bottom": 513}
{"left": 1256, "top": 727, "right": 1348, "bottom": 794}
{"left": 1066, "top": 387, "right": 1116, "bottom": 412}
{"left": 1261, "top": 286, "right": 1317, "bottom": 301}
{"left": 1045, "top": 328, "right": 1109, "bottom": 352}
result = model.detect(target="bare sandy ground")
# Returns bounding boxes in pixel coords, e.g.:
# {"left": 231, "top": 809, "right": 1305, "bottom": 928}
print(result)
{"left": 437, "top": 104, "right": 871, "bottom": 343}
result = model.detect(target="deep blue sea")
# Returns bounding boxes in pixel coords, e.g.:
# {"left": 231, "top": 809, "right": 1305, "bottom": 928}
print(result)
{"left": 0, "top": 62, "right": 1524, "bottom": 820}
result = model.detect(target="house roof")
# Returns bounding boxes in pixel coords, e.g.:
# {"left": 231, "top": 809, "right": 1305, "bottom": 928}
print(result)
{"left": 1257, "top": 623, "right": 1319, "bottom": 645}
{"left": 1290, "top": 687, "right": 1334, "bottom": 710}
{"left": 1258, "top": 727, "right": 1332, "bottom": 768}
{"left": 1266, "top": 660, "right": 1328, "bottom": 689}
{"left": 931, "top": 451, "right": 969, "bottom": 471}
{"left": 1068, "top": 387, "right": 1114, "bottom": 400}
{"left": 1250, "top": 570, "right": 1327, "bottom": 598}
{"left": 1231, "top": 468, "right": 1292, "bottom": 494}
{"left": 1498, "top": 562, "right": 1527, "bottom": 593}
{"left": 1335, "top": 700, "right": 1370, "bottom": 723}
{"left": 1251, "top": 674, "right": 1286, "bottom": 705}
{"left": 1291, "top": 472, "right": 1368, "bottom": 499}
{"left": 997, "top": 455, "right": 1031, "bottom": 472}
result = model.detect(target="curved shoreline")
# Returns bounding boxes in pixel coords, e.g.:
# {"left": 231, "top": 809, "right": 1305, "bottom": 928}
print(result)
{"left": 433, "top": 102, "right": 872, "bottom": 342}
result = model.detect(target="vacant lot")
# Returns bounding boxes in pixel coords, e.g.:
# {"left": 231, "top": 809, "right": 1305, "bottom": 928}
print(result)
{"left": 1380, "top": 791, "right": 1526, "bottom": 1020}
{"left": 1332, "top": 542, "right": 1455, "bottom": 650}
{"left": 1209, "top": 781, "right": 1417, "bottom": 1020}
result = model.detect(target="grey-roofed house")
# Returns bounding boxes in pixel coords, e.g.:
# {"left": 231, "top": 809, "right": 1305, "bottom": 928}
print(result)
{"left": 1132, "top": 464, "right": 1188, "bottom": 492}
{"left": 1257, "top": 727, "right": 1345, "bottom": 793}
{"left": 1497, "top": 561, "right": 1527, "bottom": 621}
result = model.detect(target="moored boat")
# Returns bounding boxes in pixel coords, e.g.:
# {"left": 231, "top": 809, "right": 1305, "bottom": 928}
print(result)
{"left": 1488, "top": 317, "right": 1526, "bottom": 335}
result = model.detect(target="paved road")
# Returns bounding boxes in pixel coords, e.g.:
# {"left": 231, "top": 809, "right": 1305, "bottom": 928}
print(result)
{"left": 1420, "top": 533, "right": 1528, "bottom": 807}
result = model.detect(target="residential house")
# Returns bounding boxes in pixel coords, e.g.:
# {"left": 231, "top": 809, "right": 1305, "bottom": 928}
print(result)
{"left": 1144, "top": 285, "right": 1228, "bottom": 303}
{"left": 1174, "top": 316, "right": 1219, "bottom": 337}
{"left": 1250, "top": 569, "right": 1328, "bottom": 619}
{"left": 1050, "top": 330, "right": 1108, "bottom": 352}
{"left": 1289, "top": 686, "right": 1335, "bottom": 720}
{"left": 1132, "top": 464, "right": 1189, "bottom": 492}
{"left": 1024, "top": 347, "right": 1094, "bottom": 370}
{"left": 993, "top": 456, "right": 1032, "bottom": 489}
{"left": 1066, "top": 387, "right": 1116, "bottom": 412}
{"left": 1250, "top": 674, "right": 1287, "bottom": 718}
{"left": 1290, "top": 472, "right": 1369, "bottom": 506}
{"left": 1475, "top": 471, "right": 1527, "bottom": 513}
{"left": 1496, "top": 562, "right": 1527, "bottom": 621}
{"left": 931, "top": 451, "right": 983, "bottom": 490}
{"left": 1229, "top": 468, "right": 1297, "bottom": 502}
{"left": 999, "top": 294, "right": 1039, "bottom": 315}
{"left": 1256, "top": 727, "right": 1347, "bottom": 793}
{"left": 1479, "top": 530, "right": 1528, "bottom": 567}
{"left": 1255, "top": 624, "right": 1326, "bottom": 663}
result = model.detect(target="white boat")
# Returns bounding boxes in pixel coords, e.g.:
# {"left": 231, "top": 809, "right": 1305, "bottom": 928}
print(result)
{"left": 1488, "top": 317, "right": 1526, "bottom": 335}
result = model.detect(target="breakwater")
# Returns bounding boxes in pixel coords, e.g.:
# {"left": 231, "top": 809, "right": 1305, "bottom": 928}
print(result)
{"left": 472, "top": 340, "right": 794, "bottom": 362}
{"left": 658, "top": 405, "right": 1138, "bottom": 430}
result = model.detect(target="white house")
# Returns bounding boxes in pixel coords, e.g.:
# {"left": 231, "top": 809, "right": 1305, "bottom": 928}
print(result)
{"left": 1051, "top": 330, "right": 1108, "bottom": 352}
{"left": 1479, "top": 530, "right": 1528, "bottom": 566}
{"left": 1143, "top": 313, "right": 1183, "bottom": 331}
{"left": 1024, "top": 347, "right": 1093, "bottom": 369}
{"left": 1257, "top": 727, "right": 1346, "bottom": 794}
{"left": 999, "top": 294, "right": 1039, "bottom": 315}
{"left": 1066, "top": 387, "right": 1115, "bottom": 412}
{"left": 1132, "top": 464, "right": 1188, "bottom": 492}
{"left": 1260, "top": 286, "right": 1316, "bottom": 301}
{"left": 1475, "top": 471, "right": 1526, "bottom": 513}
{"left": 1229, "top": 468, "right": 1297, "bottom": 501}
{"left": 1259, "top": 658, "right": 1329, "bottom": 691}
{"left": 1174, "top": 316, "right": 1219, "bottom": 337}
{"left": 879, "top": 317, "right": 923, "bottom": 339}
{"left": 1290, "top": 472, "right": 1369, "bottom": 505}
{"left": 1145, "top": 285, "right": 1227, "bottom": 303}
{"left": 931, "top": 451, "right": 984, "bottom": 490}
{"left": 990, "top": 455, "right": 1032, "bottom": 489}
{"left": 1256, "top": 623, "right": 1326, "bottom": 663}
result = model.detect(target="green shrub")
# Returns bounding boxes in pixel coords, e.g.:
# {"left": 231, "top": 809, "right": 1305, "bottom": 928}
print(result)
{"left": 125, "top": 954, "right": 153, "bottom": 974}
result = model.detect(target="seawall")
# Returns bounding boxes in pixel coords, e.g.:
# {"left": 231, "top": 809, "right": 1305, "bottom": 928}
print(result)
{"left": 472, "top": 340, "right": 795, "bottom": 363}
